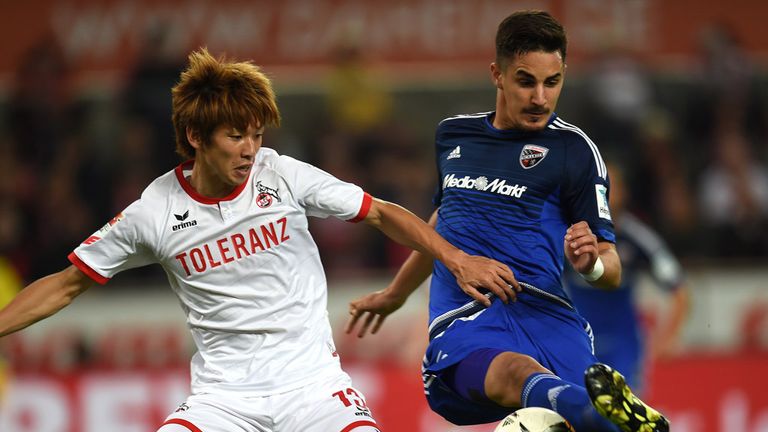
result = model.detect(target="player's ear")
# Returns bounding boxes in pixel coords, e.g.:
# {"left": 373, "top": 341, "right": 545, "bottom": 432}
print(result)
{"left": 490, "top": 62, "right": 503, "bottom": 90}
{"left": 187, "top": 127, "right": 202, "bottom": 150}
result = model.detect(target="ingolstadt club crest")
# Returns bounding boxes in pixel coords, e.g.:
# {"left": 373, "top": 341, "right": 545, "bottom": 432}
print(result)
{"left": 519, "top": 144, "right": 549, "bottom": 169}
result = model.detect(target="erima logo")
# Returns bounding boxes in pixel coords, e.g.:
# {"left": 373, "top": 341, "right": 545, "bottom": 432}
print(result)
{"left": 443, "top": 174, "right": 527, "bottom": 198}
{"left": 447, "top": 146, "right": 461, "bottom": 160}
{"left": 172, "top": 210, "right": 198, "bottom": 231}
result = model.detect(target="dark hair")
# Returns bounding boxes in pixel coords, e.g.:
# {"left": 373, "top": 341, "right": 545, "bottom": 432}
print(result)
{"left": 495, "top": 10, "right": 567, "bottom": 69}
{"left": 171, "top": 48, "right": 281, "bottom": 159}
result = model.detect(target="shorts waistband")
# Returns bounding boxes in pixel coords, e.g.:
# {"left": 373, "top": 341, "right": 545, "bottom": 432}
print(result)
{"left": 427, "top": 282, "right": 573, "bottom": 341}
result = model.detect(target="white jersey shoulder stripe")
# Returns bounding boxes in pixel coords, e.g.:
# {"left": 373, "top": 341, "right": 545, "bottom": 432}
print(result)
{"left": 548, "top": 118, "right": 607, "bottom": 179}
{"left": 439, "top": 111, "right": 494, "bottom": 125}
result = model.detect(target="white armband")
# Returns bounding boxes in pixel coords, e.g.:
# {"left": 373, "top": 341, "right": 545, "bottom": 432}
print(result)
{"left": 580, "top": 257, "right": 605, "bottom": 282}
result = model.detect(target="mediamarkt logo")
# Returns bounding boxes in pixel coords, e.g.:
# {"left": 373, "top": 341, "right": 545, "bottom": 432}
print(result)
{"left": 442, "top": 174, "right": 527, "bottom": 198}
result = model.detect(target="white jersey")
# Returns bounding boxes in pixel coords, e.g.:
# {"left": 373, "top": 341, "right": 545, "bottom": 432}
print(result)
{"left": 69, "top": 147, "right": 371, "bottom": 397}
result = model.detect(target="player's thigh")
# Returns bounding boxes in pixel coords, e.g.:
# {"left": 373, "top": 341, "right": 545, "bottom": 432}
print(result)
{"left": 157, "top": 396, "right": 261, "bottom": 432}
{"left": 279, "top": 373, "right": 380, "bottom": 432}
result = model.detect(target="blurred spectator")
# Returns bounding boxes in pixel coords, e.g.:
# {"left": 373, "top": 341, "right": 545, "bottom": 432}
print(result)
{"left": 690, "top": 23, "right": 768, "bottom": 257}
{"left": 580, "top": 40, "right": 699, "bottom": 254}
{"left": 324, "top": 35, "right": 393, "bottom": 135}
{"left": 312, "top": 34, "right": 433, "bottom": 277}
{"left": 628, "top": 109, "right": 697, "bottom": 253}
{"left": 579, "top": 38, "right": 655, "bottom": 165}
{"left": 697, "top": 115, "right": 768, "bottom": 257}
{"left": 28, "top": 135, "right": 97, "bottom": 277}
{"left": 7, "top": 36, "right": 75, "bottom": 171}
{"left": 121, "top": 23, "right": 185, "bottom": 172}
{"left": 4, "top": 37, "right": 93, "bottom": 279}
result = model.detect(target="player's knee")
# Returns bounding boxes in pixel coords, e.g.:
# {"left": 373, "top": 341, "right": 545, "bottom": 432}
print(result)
{"left": 485, "top": 352, "right": 550, "bottom": 407}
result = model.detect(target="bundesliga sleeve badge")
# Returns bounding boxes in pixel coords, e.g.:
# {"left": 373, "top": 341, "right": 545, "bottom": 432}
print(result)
{"left": 82, "top": 212, "right": 124, "bottom": 245}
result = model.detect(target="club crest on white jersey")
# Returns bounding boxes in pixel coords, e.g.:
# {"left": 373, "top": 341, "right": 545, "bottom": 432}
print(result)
{"left": 256, "top": 181, "right": 281, "bottom": 208}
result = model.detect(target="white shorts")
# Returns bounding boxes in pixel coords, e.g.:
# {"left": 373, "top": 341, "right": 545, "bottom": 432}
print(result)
{"left": 158, "top": 372, "right": 379, "bottom": 432}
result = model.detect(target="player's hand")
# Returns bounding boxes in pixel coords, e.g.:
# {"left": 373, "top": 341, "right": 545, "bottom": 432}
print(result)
{"left": 451, "top": 254, "right": 520, "bottom": 307}
{"left": 564, "top": 221, "right": 599, "bottom": 274}
{"left": 345, "top": 289, "right": 407, "bottom": 338}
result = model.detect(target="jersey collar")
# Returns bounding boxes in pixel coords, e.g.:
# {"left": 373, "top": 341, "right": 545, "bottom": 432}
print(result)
{"left": 174, "top": 160, "right": 250, "bottom": 204}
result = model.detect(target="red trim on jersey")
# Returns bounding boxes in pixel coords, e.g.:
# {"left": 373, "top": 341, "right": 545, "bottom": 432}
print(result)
{"left": 68, "top": 252, "right": 109, "bottom": 285}
{"left": 348, "top": 192, "right": 373, "bottom": 223}
{"left": 340, "top": 420, "right": 379, "bottom": 431}
{"left": 161, "top": 418, "right": 202, "bottom": 432}
{"left": 174, "top": 160, "right": 250, "bottom": 205}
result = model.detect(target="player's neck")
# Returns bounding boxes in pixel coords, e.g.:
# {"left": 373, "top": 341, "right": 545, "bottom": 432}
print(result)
{"left": 188, "top": 162, "right": 238, "bottom": 199}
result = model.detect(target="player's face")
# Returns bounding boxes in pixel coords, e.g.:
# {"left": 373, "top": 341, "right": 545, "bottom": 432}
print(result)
{"left": 490, "top": 50, "right": 565, "bottom": 131}
{"left": 191, "top": 123, "right": 263, "bottom": 196}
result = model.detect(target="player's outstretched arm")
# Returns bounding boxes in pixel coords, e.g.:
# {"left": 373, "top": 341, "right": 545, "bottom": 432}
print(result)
{"left": 346, "top": 210, "right": 439, "bottom": 338}
{"left": 564, "top": 221, "right": 621, "bottom": 289}
{"left": 361, "top": 198, "right": 520, "bottom": 305}
{"left": 0, "top": 265, "right": 95, "bottom": 337}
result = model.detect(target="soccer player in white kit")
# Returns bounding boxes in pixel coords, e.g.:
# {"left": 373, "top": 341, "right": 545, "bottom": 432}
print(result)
{"left": 0, "top": 49, "right": 519, "bottom": 432}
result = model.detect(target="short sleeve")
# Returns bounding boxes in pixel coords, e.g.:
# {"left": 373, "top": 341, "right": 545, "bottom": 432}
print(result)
{"left": 277, "top": 155, "right": 370, "bottom": 221}
{"left": 69, "top": 199, "right": 158, "bottom": 284}
{"left": 560, "top": 132, "right": 615, "bottom": 243}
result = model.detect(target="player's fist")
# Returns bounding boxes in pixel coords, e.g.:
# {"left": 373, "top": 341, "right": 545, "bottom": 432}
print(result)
{"left": 564, "top": 221, "right": 598, "bottom": 274}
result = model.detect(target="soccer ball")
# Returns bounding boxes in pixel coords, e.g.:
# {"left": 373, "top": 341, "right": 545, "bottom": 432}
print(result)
{"left": 493, "top": 407, "right": 575, "bottom": 432}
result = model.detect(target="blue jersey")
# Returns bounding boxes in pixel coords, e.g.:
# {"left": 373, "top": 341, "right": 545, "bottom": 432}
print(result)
{"left": 429, "top": 112, "right": 615, "bottom": 323}
{"left": 564, "top": 212, "right": 685, "bottom": 388}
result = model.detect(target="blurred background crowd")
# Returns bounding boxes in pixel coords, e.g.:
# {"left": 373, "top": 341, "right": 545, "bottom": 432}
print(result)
{"left": 0, "top": 1, "right": 766, "bottom": 430}
{"left": 0, "top": 1, "right": 766, "bottom": 288}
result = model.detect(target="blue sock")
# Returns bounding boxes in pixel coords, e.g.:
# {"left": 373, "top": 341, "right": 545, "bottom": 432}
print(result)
{"left": 521, "top": 372, "right": 619, "bottom": 432}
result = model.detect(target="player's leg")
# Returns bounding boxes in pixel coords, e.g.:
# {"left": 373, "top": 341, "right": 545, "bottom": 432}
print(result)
{"left": 489, "top": 351, "right": 620, "bottom": 431}
{"left": 515, "top": 306, "right": 667, "bottom": 431}
{"left": 480, "top": 298, "right": 622, "bottom": 431}
{"left": 585, "top": 363, "right": 669, "bottom": 432}
{"left": 157, "top": 395, "right": 262, "bottom": 432}
{"left": 427, "top": 346, "right": 616, "bottom": 430}
{"left": 275, "top": 371, "right": 381, "bottom": 432}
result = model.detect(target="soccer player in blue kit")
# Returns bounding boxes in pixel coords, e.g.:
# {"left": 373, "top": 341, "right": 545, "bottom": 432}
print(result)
{"left": 346, "top": 10, "right": 669, "bottom": 432}
{"left": 564, "top": 164, "right": 690, "bottom": 396}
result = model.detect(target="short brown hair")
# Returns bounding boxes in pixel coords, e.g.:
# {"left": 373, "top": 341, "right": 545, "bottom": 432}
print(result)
{"left": 171, "top": 48, "right": 281, "bottom": 159}
{"left": 495, "top": 10, "right": 567, "bottom": 69}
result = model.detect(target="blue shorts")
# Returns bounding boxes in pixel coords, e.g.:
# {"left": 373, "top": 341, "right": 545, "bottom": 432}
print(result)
{"left": 422, "top": 292, "right": 598, "bottom": 425}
